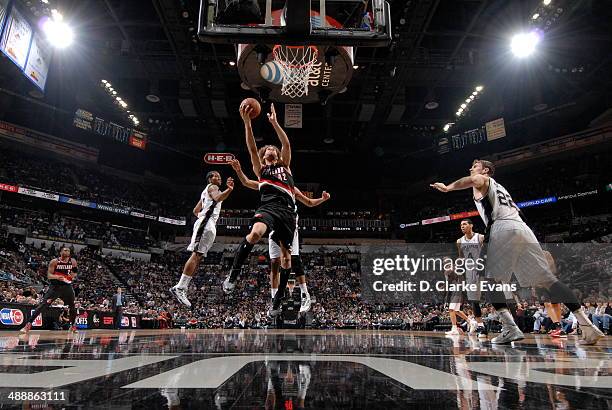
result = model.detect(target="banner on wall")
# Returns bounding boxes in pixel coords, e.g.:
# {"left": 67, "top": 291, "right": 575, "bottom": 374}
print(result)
{"left": 0, "top": 183, "right": 18, "bottom": 192}
{"left": 0, "top": 120, "right": 99, "bottom": 162}
{"left": 17, "top": 186, "right": 59, "bottom": 201}
{"left": 450, "top": 210, "right": 480, "bottom": 220}
{"left": 23, "top": 31, "right": 51, "bottom": 90}
{"left": 96, "top": 203, "right": 130, "bottom": 215}
{"left": 158, "top": 216, "right": 187, "bottom": 225}
{"left": 421, "top": 215, "right": 451, "bottom": 226}
{"left": 59, "top": 195, "right": 97, "bottom": 208}
{"left": 0, "top": 4, "right": 32, "bottom": 69}
{"left": 485, "top": 117, "right": 506, "bottom": 141}
{"left": 516, "top": 196, "right": 557, "bottom": 208}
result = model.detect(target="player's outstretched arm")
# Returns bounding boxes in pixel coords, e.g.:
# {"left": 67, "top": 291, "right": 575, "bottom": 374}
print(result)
{"left": 228, "top": 159, "right": 258, "bottom": 191}
{"left": 240, "top": 105, "right": 262, "bottom": 177}
{"left": 430, "top": 174, "right": 488, "bottom": 193}
{"left": 267, "top": 103, "right": 291, "bottom": 168}
{"left": 295, "top": 188, "right": 331, "bottom": 207}
{"left": 192, "top": 199, "right": 203, "bottom": 217}
{"left": 208, "top": 178, "right": 234, "bottom": 202}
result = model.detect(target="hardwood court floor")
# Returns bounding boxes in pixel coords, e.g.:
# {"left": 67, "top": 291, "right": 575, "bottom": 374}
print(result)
{"left": 0, "top": 329, "right": 610, "bottom": 409}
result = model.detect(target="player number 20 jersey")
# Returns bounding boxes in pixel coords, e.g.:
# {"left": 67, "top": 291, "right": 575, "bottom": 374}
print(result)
{"left": 474, "top": 177, "right": 523, "bottom": 226}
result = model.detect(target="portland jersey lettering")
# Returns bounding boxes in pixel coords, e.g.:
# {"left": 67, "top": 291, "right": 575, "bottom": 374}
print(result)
{"left": 52, "top": 258, "right": 74, "bottom": 284}
{"left": 259, "top": 164, "right": 295, "bottom": 205}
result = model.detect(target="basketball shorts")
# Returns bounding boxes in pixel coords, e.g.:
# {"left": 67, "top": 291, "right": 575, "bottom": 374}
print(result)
{"left": 252, "top": 200, "right": 296, "bottom": 251}
{"left": 43, "top": 283, "right": 75, "bottom": 306}
{"left": 485, "top": 220, "right": 557, "bottom": 288}
{"left": 187, "top": 216, "right": 216, "bottom": 255}
{"left": 269, "top": 215, "right": 299, "bottom": 259}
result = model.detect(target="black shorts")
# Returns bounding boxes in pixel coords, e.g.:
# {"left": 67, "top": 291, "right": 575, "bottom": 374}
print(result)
{"left": 251, "top": 200, "right": 296, "bottom": 250}
{"left": 43, "top": 282, "right": 76, "bottom": 306}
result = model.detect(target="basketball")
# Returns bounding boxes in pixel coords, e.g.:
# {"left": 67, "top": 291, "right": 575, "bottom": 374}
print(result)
{"left": 240, "top": 97, "right": 261, "bottom": 119}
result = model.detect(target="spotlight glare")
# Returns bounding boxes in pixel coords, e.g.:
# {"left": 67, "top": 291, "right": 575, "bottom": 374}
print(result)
{"left": 116, "top": 97, "right": 122, "bottom": 101}
{"left": 511, "top": 31, "right": 540, "bottom": 58}
{"left": 101, "top": 79, "right": 107, "bottom": 84}
{"left": 455, "top": 112, "right": 461, "bottom": 116}
{"left": 229, "top": 61, "right": 236, "bottom": 66}
{"left": 472, "top": 91, "right": 478, "bottom": 96}
{"left": 460, "top": 103, "right": 467, "bottom": 109}
{"left": 112, "top": 91, "right": 117, "bottom": 95}
{"left": 475, "top": 85, "right": 483, "bottom": 92}
{"left": 465, "top": 98, "right": 470, "bottom": 103}
{"left": 543, "top": 0, "right": 551, "bottom": 5}
{"left": 532, "top": 13, "right": 539, "bottom": 20}
{"left": 42, "top": 18, "right": 74, "bottom": 48}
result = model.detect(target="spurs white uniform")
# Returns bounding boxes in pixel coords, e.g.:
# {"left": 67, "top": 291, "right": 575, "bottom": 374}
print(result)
{"left": 269, "top": 211, "right": 299, "bottom": 259}
{"left": 459, "top": 233, "right": 484, "bottom": 301}
{"left": 474, "top": 177, "right": 556, "bottom": 288}
{"left": 187, "top": 184, "right": 222, "bottom": 255}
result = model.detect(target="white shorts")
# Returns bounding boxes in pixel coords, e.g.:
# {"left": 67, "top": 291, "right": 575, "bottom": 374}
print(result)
{"left": 449, "top": 302, "right": 462, "bottom": 311}
{"left": 485, "top": 221, "right": 556, "bottom": 288}
{"left": 269, "top": 227, "right": 299, "bottom": 259}
{"left": 187, "top": 217, "right": 216, "bottom": 256}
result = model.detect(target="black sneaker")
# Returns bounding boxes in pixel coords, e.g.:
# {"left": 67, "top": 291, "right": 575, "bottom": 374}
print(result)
{"left": 476, "top": 326, "right": 488, "bottom": 339}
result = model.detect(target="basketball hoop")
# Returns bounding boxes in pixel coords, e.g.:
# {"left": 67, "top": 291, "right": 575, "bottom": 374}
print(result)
{"left": 272, "top": 45, "right": 319, "bottom": 98}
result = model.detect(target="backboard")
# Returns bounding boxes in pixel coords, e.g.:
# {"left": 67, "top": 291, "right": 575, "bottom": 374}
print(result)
{"left": 198, "top": 0, "right": 392, "bottom": 47}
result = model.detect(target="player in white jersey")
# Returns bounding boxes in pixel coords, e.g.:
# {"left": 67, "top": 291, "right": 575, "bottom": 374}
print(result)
{"left": 228, "top": 158, "right": 330, "bottom": 313}
{"left": 170, "top": 171, "right": 234, "bottom": 307}
{"left": 431, "top": 159, "right": 603, "bottom": 345}
{"left": 457, "top": 219, "right": 488, "bottom": 338}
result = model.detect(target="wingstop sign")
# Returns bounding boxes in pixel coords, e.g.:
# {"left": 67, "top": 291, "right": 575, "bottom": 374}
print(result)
{"left": 203, "top": 153, "right": 235, "bottom": 164}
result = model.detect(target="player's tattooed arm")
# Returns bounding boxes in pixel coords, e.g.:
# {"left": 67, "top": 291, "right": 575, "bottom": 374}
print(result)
{"left": 228, "top": 159, "right": 258, "bottom": 191}
{"left": 240, "top": 105, "right": 263, "bottom": 177}
{"left": 430, "top": 174, "right": 488, "bottom": 193}
{"left": 268, "top": 103, "right": 291, "bottom": 168}
{"left": 295, "top": 188, "right": 331, "bottom": 207}
{"left": 208, "top": 178, "right": 234, "bottom": 202}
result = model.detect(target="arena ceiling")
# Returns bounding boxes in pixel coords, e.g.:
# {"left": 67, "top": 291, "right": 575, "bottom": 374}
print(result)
{"left": 1, "top": 0, "right": 611, "bottom": 182}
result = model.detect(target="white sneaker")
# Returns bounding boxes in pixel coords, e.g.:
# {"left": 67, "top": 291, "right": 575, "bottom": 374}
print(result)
{"left": 222, "top": 277, "right": 235, "bottom": 294}
{"left": 446, "top": 327, "right": 461, "bottom": 335}
{"left": 299, "top": 293, "right": 312, "bottom": 313}
{"left": 170, "top": 286, "right": 191, "bottom": 307}
{"left": 577, "top": 325, "right": 604, "bottom": 345}
{"left": 491, "top": 326, "right": 524, "bottom": 344}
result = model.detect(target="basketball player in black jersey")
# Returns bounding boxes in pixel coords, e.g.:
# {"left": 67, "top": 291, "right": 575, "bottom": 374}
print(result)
{"left": 224, "top": 103, "right": 297, "bottom": 317}
{"left": 21, "top": 246, "right": 78, "bottom": 333}
{"left": 228, "top": 158, "right": 330, "bottom": 312}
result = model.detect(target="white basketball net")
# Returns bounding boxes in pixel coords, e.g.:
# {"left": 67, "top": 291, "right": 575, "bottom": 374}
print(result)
{"left": 272, "top": 45, "right": 319, "bottom": 98}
